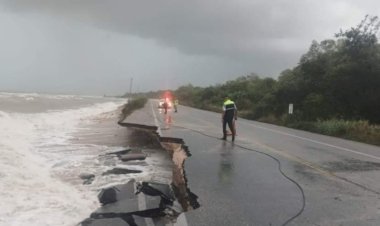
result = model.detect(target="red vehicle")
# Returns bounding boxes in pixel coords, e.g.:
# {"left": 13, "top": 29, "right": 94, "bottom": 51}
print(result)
{"left": 158, "top": 91, "right": 173, "bottom": 108}
{"left": 158, "top": 98, "right": 172, "bottom": 108}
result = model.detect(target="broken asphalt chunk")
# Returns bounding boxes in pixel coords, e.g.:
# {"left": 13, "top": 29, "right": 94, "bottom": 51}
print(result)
{"left": 119, "top": 153, "right": 147, "bottom": 162}
{"left": 105, "top": 148, "right": 132, "bottom": 156}
{"left": 102, "top": 167, "right": 142, "bottom": 175}
{"left": 98, "top": 187, "right": 119, "bottom": 205}
{"left": 135, "top": 181, "right": 175, "bottom": 203}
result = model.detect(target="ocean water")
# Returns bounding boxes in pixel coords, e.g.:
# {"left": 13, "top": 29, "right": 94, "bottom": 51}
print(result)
{"left": 0, "top": 92, "right": 130, "bottom": 226}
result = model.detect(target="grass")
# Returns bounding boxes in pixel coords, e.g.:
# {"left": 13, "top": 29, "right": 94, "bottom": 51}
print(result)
{"left": 119, "top": 97, "right": 148, "bottom": 122}
{"left": 282, "top": 118, "right": 380, "bottom": 146}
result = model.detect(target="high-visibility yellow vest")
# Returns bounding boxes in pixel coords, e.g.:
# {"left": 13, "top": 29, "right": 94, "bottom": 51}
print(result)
{"left": 223, "top": 99, "right": 236, "bottom": 111}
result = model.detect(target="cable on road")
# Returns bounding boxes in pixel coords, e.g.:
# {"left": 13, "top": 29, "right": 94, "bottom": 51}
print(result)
{"left": 170, "top": 124, "right": 306, "bottom": 226}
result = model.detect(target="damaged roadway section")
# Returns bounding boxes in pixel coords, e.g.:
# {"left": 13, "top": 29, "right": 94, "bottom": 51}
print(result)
{"left": 82, "top": 99, "right": 380, "bottom": 225}
{"left": 79, "top": 101, "right": 200, "bottom": 226}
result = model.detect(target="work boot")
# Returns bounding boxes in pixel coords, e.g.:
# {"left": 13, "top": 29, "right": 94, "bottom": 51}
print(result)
{"left": 232, "top": 135, "right": 235, "bottom": 142}
{"left": 220, "top": 137, "right": 226, "bottom": 140}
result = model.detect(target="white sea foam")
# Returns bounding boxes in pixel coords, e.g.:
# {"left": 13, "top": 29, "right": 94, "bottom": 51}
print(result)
{"left": 0, "top": 99, "right": 127, "bottom": 226}
{"left": 0, "top": 92, "right": 90, "bottom": 101}
{"left": 0, "top": 92, "right": 39, "bottom": 99}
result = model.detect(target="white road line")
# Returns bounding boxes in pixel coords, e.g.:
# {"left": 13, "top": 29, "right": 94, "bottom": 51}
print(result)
{"left": 150, "top": 101, "right": 162, "bottom": 136}
{"left": 249, "top": 124, "right": 380, "bottom": 161}
{"left": 150, "top": 100, "right": 189, "bottom": 226}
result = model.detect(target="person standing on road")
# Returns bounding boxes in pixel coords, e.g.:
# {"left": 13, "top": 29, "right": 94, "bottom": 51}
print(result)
{"left": 163, "top": 101, "right": 168, "bottom": 114}
{"left": 174, "top": 99, "right": 179, "bottom": 113}
{"left": 221, "top": 96, "right": 237, "bottom": 141}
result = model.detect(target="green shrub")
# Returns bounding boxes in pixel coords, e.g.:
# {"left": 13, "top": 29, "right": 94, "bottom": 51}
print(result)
{"left": 344, "top": 120, "right": 380, "bottom": 145}
{"left": 313, "top": 119, "right": 349, "bottom": 136}
{"left": 238, "top": 110, "right": 255, "bottom": 120}
{"left": 257, "top": 114, "right": 282, "bottom": 125}
{"left": 120, "top": 97, "right": 148, "bottom": 121}
{"left": 284, "top": 118, "right": 380, "bottom": 146}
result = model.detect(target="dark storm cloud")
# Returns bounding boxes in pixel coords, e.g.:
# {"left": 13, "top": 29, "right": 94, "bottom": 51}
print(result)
{"left": 1, "top": 0, "right": 378, "bottom": 95}
{"left": 3, "top": 0, "right": 371, "bottom": 76}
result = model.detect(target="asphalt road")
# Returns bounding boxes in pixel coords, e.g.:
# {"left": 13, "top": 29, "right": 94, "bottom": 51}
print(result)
{"left": 150, "top": 100, "right": 380, "bottom": 226}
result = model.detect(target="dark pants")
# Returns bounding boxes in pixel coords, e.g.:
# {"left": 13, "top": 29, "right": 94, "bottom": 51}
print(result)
{"left": 223, "top": 117, "right": 235, "bottom": 139}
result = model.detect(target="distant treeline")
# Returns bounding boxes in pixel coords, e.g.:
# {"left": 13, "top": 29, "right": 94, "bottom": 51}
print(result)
{"left": 175, "top": 16, "right": 380, "bottom": 125}
{"left": 122, "top": 90, "right": 167, "bottom": 99}
{"left": 123, "top": 16, "right": 380, "bottom": 145}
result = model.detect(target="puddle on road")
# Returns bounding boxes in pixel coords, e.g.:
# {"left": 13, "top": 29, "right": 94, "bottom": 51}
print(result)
{"left": 323, "top": 159, "right": 380, "bottom": 172}
{"left": 293, "top": 163, "right": 318, "bottom": 181}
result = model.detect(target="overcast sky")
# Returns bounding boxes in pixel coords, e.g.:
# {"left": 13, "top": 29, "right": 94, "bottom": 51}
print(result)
{"left": 0, "top": 0, "right": 378, "bottom": 95}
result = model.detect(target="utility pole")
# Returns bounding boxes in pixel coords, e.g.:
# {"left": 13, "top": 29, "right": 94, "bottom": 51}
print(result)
{"left": 129, "top": 77, "right": 133, "bottom": 96}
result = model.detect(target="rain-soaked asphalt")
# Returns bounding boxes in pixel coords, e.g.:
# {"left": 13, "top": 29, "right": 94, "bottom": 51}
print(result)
{"left": 120, "top": 100, "right": 380, "bottom": 226}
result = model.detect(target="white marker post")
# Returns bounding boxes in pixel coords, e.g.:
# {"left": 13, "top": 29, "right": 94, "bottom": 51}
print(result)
{"left": 289, "top": 103, "right": 293, "bottom": 114}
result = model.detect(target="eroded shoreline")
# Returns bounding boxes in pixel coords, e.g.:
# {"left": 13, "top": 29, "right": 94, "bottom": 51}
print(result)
{"left": 78, "top": 121, "right": 199, "bottom": 226}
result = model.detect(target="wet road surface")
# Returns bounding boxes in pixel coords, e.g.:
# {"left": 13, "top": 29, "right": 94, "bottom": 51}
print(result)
{"left": 146, "top": 100, "right": 380, "bottom": 226}
{"left": 110, "top": 100, "right": 380, "bottom": 226}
